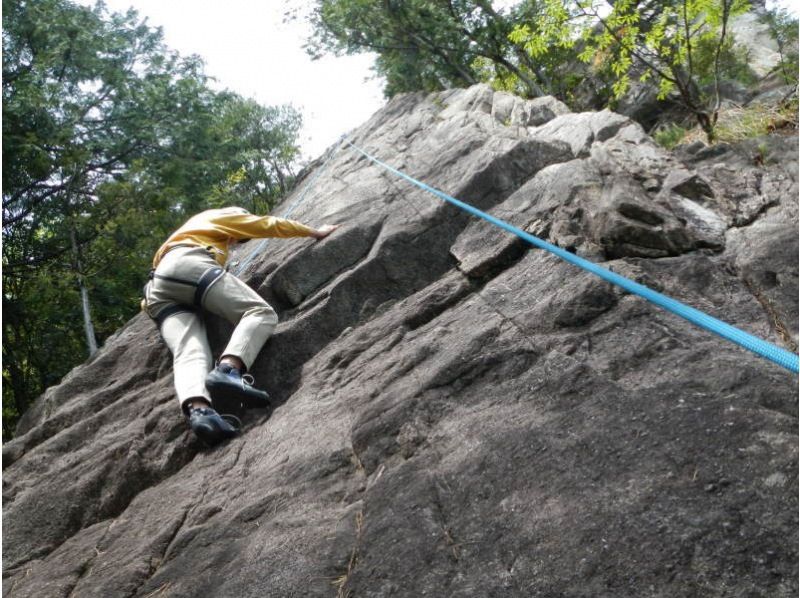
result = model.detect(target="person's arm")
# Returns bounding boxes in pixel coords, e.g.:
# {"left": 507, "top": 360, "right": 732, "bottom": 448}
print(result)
{"left": 213, "top": 213, "right": 339, "bottom": 240}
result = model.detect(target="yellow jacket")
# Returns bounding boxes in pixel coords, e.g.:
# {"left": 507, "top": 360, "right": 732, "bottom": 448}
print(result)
{"left": 153, "top": 207, "right": 316, "bottom": 268}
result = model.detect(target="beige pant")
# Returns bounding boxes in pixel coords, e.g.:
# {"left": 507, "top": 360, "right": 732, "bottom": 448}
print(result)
{"left": 143, "top": 246, "right": 278, "bottom": 409}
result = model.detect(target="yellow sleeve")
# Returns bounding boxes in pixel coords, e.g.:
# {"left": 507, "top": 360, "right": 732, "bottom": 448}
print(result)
{"left": 211, "top": 213, "right": 317, "bottom": 240}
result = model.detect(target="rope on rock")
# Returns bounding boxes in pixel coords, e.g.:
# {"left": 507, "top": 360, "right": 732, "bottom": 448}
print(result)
{"left": 343, "top": 137, "right": 799, "bottom": 375}
{"left": 232, "top": 136, "right": 347, "bottom": 276}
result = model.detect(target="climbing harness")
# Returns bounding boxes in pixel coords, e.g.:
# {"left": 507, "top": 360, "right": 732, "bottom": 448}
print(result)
{"left": 145, "top": 260, "right": 225, "bottom": 328}
{"left": 231, "top": 137, "right": 348, "bottom": 277}
{"left": 342, "top": 137, "right": 799, "bottom": 375}
{"left": 152, "top": 304, "right": 195, "bottom": 329}
{"left": 194, "top": 267, "right": 225, "bottom": 306}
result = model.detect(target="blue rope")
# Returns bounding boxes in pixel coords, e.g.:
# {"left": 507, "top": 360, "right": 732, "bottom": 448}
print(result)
{"left": 345, "top": 138, "right": 799, "bottom": 375}
{"left": 232, "top": 137, "right": 346, "bottom": 276}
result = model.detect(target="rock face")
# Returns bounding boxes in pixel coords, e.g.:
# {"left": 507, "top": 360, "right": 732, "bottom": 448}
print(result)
{"left": 3, "top": 85, "right": 798, "bottom": 597}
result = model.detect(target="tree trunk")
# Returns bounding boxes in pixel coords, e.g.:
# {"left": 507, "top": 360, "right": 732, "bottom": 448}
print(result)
{"left": 671, "top": 66, "right": 717, "bottom": 143}
{"left": 271, "top": 160, "right": 287, "bottom": 194}
{"left": 71, "top": 228, "right": 98, "bottom": 357}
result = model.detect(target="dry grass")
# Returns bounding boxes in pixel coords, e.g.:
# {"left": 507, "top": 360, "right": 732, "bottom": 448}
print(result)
{"left": 678, "top": 99, "right": 798, "bottom": 146}
{"left": 142, "top": 582, "right": 172, "bottom": 597}
{"left": 744, "top": 279, "right": 799, "bottom": 354}
{"left": 332, "top": 510, "right": 365, "bottom": 598}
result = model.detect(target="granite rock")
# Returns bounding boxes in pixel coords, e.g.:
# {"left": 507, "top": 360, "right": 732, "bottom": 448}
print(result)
{"left": 4, "top": 86, "right": 797, "bottom": 598}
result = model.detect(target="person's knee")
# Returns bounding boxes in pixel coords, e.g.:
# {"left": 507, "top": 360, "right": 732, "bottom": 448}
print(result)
{"left": 249, "top": 304, "right": 278, "bottom": 328}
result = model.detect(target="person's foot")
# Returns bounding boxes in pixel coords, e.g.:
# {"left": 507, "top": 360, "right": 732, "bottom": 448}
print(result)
{"left": 205, "top": 363, "right": 270, "bottom": 409}
{"left": 187, "top": 406, "right": 240, "bottom": 446}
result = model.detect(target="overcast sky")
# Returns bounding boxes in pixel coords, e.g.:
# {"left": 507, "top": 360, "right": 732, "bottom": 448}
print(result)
{"left": 79, "top": 0, "right": 386, "bottom": 162}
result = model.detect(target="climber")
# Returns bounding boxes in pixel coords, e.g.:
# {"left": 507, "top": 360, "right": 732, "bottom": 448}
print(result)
{"left": 142, "top": 206, "right": 339, "bottom": 446}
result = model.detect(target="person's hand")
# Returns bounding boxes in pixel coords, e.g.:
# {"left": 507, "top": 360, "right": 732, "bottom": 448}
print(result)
{"left": 313, "top": 224, "right": 340, "bottom": 240}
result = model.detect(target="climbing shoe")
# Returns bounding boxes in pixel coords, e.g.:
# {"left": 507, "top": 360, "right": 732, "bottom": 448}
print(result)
{"left": 188, "top": 406, "right": 241, "bottom": 446}
{"left": 205, "top": 363, "right": 270, "bottom": 410}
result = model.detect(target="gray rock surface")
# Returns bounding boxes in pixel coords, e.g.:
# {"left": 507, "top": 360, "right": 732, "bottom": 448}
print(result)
{"left": 730, "top": 10, "right": 781, "bottom": 78}
{"left": 3, "top": 85, "right": 797, "bottom": 598}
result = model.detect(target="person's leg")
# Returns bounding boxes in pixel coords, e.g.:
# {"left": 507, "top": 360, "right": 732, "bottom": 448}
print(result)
{"left": 201, "top": 271, "right": 279, "bottom": 371}
{"left": 145, "top": 246, "right": 244, "bottom": 443}
{"left": 200, "top": 271, "right": 278, "bottom": 407}
{"left": 159, "top": 311, "right": 213, "bottom": 412}
{"left": 158, "top": 311, "right": 240, "bottom": 444}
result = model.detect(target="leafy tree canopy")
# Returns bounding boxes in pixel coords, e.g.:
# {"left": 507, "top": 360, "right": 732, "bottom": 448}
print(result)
{"left": 304, "top": 0, "right": 580, "bottom": 99}
{"left": 510, "top": 0, "right": 753, "bottom": 140}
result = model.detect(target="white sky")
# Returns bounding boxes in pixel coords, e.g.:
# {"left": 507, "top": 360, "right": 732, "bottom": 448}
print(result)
{"left": 79, "top": 0, "right": 386, "bottom": 162}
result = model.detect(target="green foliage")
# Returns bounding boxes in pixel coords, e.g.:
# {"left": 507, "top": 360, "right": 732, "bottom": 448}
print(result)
{"left": 304, "top": 0, "right": 574, "bottom": 99}
{"left": 2, "top": 0, "right": 303, "bottom": 438}
{"left": 472, "top": 56, "right": 519, "bottom": 93}
{"left": 756, "top": 141, "right": 769, "bottom": 164}
{"left": 509, "top": 0, "right": 573, "bottom": 59}
{"left": 512, "top": 0, "right": 753, "bottom": 141}
{"left": 692, "top": 34, "right": 757, "bottom": 87}
{"left": 307, "top": 0, "right": 473, "bottom": 94}
{"left": 653, "top": 123, "right": 689, "bottom": 148}
{"left": 760, "top": 4, "right": 799, "bottom": 86}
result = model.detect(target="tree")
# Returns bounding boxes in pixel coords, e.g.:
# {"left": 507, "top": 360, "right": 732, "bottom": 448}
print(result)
{"left": 510, "top": 0, "right": 752, "bottom": 141}
{"left": 3, "top": 0, "right": 210, "bottom": 343}
{"left": 760, "top": 2, "right": 799, "bottom": 86}
{"left": 205, "top": 97, "right": 304, "bottom": 213}
{"left": 304, "top": 0, "right": 567, "bottom": 98}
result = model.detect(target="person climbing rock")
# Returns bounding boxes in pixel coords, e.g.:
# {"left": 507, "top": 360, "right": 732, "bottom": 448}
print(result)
{"left": 142, "top": 206, "right": 338, "bottom": 446}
